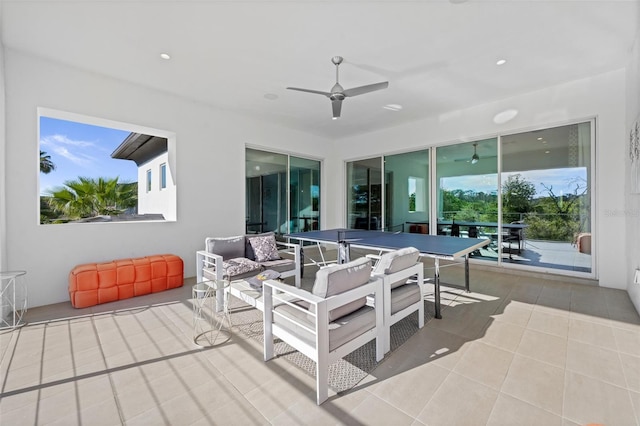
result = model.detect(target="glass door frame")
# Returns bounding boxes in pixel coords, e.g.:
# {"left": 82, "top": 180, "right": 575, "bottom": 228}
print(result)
{"left": 345, "top": 118, "right": 596, "bottom": 279}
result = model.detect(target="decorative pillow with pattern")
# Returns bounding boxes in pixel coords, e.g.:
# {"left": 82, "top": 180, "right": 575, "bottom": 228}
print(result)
{"left": 222, "top": 257, "right": 262, "bottom": 277}
{"left": 248, "top": 235, "right": 281, "bottom": 262}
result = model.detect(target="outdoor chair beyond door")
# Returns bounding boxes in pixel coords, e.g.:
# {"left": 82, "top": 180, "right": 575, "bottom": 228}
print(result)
{"left": 262, "top": 257, "right": 384, "bottom": 405}
{"left": 368, "top": 247, "right": 424, "bottom": 353}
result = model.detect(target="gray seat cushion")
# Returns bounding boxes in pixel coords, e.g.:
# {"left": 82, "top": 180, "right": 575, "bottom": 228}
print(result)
{"left": 391, "top": 284, "right": 421, "bottom": 315}
{"left": 274, "top": 303, "right": 376, "bottom": 352}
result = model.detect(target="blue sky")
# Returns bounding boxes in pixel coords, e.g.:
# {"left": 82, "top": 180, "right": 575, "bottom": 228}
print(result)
{"left": 441, "top": 168, "right": 588, "bottom": 198}
{"left": 39, "top": 117, "right": 138, "bottom": 195}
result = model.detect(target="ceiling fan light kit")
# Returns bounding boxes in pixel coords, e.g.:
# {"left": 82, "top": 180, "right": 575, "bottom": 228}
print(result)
{"left": 471, "top": 143, "right": 479, "bottom": 164}
{"left": 287, "top": 56, "right": 389, "bottom": 119}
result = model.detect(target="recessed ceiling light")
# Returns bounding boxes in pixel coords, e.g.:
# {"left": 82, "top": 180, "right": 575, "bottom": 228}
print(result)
{"left": 160, "top": 53, "right": 171, "bottom": 60}
{"left": 383, "top": 104, "right": 403, "bottom": 111}
{"left": 332, "top": 117, "right": 339, "bottom": 121}
{"left": 545, "top": 150, "right": 550, "bottom": 154}
{"left": 537, "top": 137, "right": 543, "bottom": 140}
{"left": 542, "top": 140, "right": 548, "bottom": 144}
{"left": 496, "top": 59, "right": 507, "bottom": 66}
{"left": 264, "top": 93, "right": 278, "bottom": 100}
{"left": 493, "top": 108, "right": 518, "bottom": 124}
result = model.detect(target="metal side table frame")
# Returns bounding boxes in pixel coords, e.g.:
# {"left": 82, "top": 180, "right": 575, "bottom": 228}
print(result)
{"left": 0, "top": 270, "right": 27, "bottom": 329}
{"left": 193, "top": 279, "right": 232, "bottom": 347}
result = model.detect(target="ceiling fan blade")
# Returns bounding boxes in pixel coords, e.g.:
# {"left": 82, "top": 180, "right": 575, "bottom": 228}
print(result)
{"left": 332, "top": 99, "right": 342, "bottom": 119}
{"left": 286, "top": 87, "right": 332, "bottom": 97}
{"left": 343, "top": 81, "right": 389, "bottom": 97}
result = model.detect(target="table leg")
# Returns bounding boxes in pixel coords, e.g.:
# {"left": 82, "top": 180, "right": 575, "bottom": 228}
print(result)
{"left": 465, "top": 254, "right": 470, "bottom": 292}
{"left": 338, "top": 242, "right": 350, "bottom": 264}
{"left": 434, "top": 258, "right": 442, "bottom": 319}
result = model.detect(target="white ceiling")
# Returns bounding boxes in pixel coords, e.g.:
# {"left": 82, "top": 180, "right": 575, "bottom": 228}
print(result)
{"left": 2, "top": 0, "right": 638, "bottom": 139}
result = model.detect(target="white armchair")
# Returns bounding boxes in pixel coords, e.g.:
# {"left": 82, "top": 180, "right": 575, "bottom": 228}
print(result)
{"left": 262, "top": 257, "right": 384, "bottom": 405}
{"left": 369, "top": 247, "right": 424, "bottom": 354}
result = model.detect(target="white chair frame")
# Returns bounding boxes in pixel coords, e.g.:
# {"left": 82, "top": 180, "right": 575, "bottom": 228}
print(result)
{"left": 372, "top": 261, "right": 424, "bottom": 354}
{"left": 262, "top": 277, "right": 384, "bottom": 405}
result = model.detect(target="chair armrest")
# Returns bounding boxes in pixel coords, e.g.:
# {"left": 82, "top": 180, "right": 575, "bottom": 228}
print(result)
{"left": 196, "top": 250, "right": 224, "bottom": 282}
{"left": 276, "top": 241, "right": 301, "bottom": 263}
{"left": 263, "top": 277, "right": 383, "bottom": 311}
{"left": 263, "top": 279, "right": 324, "bottom": 304}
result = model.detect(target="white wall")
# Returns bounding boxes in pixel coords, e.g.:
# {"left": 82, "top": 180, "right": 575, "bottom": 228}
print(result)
{"left": 625, "top": 24, "right": 640, "bottom": 313}
{"left": 4, "top": 49, "right": 332, "bottom": 307}
{"left": 137, "top": 152, "right": 177, "bottom": 221}
{"left": 0, "top": 24, "right": 6, "bottom": 274}
{"left": 326, "top": 70, "right": 628, "bottom": 290}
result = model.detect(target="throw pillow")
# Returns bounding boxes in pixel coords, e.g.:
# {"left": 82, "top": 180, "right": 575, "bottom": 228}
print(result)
{"left": 248, "top": 235, "right": 281, "bottom": 262}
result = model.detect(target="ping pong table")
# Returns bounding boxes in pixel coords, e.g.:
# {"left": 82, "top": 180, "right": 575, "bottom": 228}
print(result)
{"left": 287, "top": 228, "right": 490, "bottom": 319}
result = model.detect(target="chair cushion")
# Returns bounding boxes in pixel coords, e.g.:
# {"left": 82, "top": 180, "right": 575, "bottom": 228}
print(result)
{"left": 274, "top": 303, "right": 376, "bottom": 352}
{"left": 206, "top": 236, "right": 245, "bottom": 260}
{"left": 247, "top": 234, "right": 281, "bottom": 262}
{"left": 373, "top": 247, "right": 420, "bottom": 289}
{"left": 245, "top": 232, "right": 275, "bottom": 260}
{"left": 312, "top": 257, "right": 372, "bottom": 321}
{"left": 391, "top": 284, "right": 422, "bottom": 315}
{"left": 203, "top": 257, "right": 262, "bottom": 281}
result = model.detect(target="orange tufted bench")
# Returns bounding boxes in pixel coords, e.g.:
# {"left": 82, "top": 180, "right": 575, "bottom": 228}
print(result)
{"left": 68, "top": 254, "right": 184, "bottom": 308}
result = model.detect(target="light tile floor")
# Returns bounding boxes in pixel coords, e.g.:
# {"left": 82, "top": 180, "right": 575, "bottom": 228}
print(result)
{"left": 1, "top": 267, "right": 639, "bottom": 425}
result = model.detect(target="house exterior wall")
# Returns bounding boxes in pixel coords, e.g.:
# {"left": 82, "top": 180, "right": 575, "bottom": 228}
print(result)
{"left": 325, "top": 69, "right": 627, "bottom": 291}
{"left": 3, "top": 48, "right": 331, "bottom": 307}
{"left": 137, "top": 151, "right": 177, "bottom": 221}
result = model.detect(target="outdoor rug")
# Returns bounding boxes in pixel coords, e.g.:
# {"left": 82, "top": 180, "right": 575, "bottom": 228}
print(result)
{"left": 225, "top": 296, "right": 437, "bottom": 394}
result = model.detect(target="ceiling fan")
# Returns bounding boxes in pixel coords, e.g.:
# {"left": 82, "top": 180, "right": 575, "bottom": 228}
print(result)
{"left": 454, "top": 143, "right": 496, "bottom": 164}
{"left": 287, "top": 56, "right": 389, "bottom": 120}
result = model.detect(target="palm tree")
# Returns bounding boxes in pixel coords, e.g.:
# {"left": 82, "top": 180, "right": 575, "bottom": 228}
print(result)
{"left": 39, "top": 150, "right": 56, "bottom": 174}
{"left": 46, "top": 176, "right": 138, "bottom": 220}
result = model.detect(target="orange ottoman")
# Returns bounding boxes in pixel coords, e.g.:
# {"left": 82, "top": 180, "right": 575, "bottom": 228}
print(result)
{"left": 68, "top": 254, "right": 184, "bottom": 308}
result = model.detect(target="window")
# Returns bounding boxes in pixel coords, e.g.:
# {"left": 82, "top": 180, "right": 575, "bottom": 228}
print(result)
{"left": 160, "top": 163, "right": 167, "bottom": 189}
{"left": 38, "top": 108, "right": 177, "bottom": 223}
{"left": 146, "top": 170, "right": 152, "bottom": 192}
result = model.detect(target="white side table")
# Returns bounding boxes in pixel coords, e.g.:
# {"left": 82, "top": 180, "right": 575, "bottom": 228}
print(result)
{"left": 0, "top": 270, "right": 27, "bottom": 329}
{"left": 193, "top": 280, "right": 231, "bottom": 347}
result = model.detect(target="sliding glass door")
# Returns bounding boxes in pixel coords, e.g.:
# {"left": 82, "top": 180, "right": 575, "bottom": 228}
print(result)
{"left": 290, "top": 156, "right": 321, "bottom": 232}
{"left": 435, "top": 138, "right": 499, "bottom": 260}
{"left": 501, "top": 122, "right": 592, "bottom": 272}
{"left": 384, "top": 150, "right": 429, "bottom": 233}
{"left": 246, "top": 148, "right": 321, "bottom": 236}
{"left": 346, "top": 158, "right": 382, "bottom": 230}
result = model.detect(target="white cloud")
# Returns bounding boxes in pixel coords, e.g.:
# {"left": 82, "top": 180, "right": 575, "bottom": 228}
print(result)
{"left": 43, "top": 134, "right": 95, "bottom": 148}
{"left": 41, "top": 134, "right": 99, "bottom": 167}
{"left": 51, "top": 146, "right": 94, "bottom": 167}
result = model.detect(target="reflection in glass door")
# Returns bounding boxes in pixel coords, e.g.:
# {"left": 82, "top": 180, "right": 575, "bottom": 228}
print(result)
{"left": 290, "top": 156, "right": 321, "bottom": 233}
{"left": 384, "top": 150, "right": 429, "bottom": 233}
{"left": 501, "top": 122, "right": 592, "bottom": 272}
{"left": 245, "top": 149, "right": 288, "bottom": 235}
{"left": 246, "top": 148, "right": 321, "bottom": 236}
{"left": 347, "top": 158, "right": 382, "bottom": 230}
{"left": 435, "top": 139, "right": 499, "bottom": 261}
